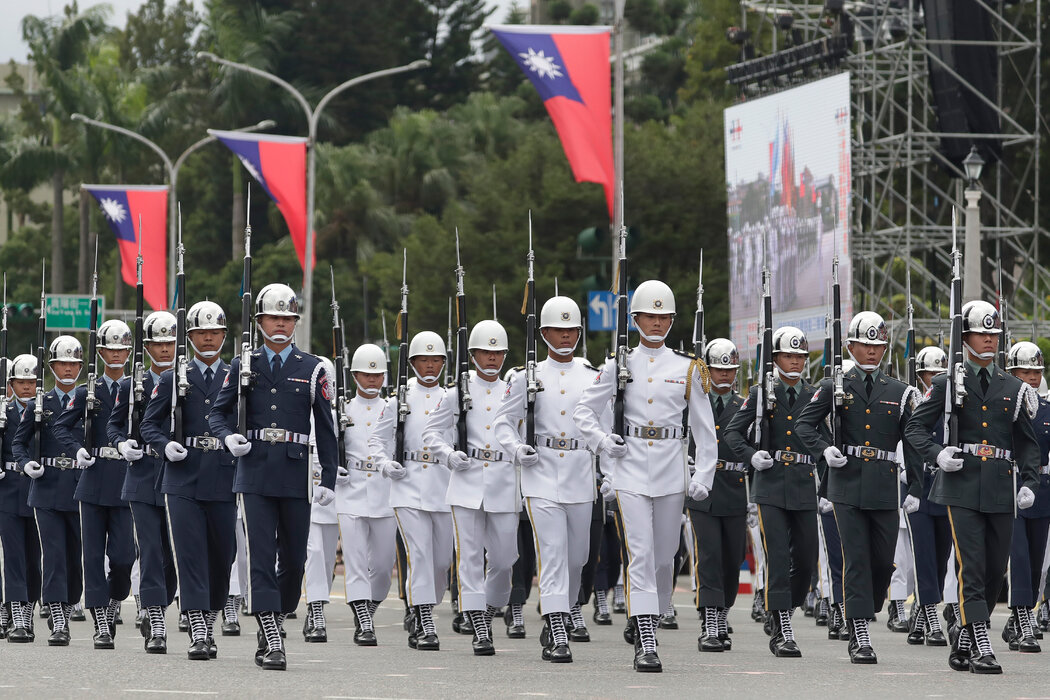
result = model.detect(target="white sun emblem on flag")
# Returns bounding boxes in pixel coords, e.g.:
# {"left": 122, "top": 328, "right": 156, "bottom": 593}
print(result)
{"left": 99, "top": 197, "right": 127, "bottom": 223}
{"left": 237, "top": 155, "right": 263, "bottom": 184}
{"left": 518, "top": 48, "right": 563, "bottom": 80}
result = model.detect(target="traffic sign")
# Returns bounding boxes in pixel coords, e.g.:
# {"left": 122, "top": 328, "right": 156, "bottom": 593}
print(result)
{"left": 587, "top": 291, "right": 634, "bottom": 332}
{"left": 46, "top": 294, "right": 105, "bottom": 332}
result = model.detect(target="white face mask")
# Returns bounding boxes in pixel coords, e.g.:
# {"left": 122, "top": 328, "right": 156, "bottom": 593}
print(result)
{"left": 541, "top": 333, "right": 579, "bottom": 357}
{"left": 963, "top": 341, "right": 996, "bottom": 361}
{"left": 846, "top": 347, "right": 881, "bottom": 373}
{"left": 636, "top": 317, "right": 674, "bottom": 344}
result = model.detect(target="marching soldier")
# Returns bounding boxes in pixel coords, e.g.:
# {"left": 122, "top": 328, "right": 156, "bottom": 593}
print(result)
{"left": 0, "top": 354, "right": 41, "bottom": 642}
{"left": 13, "top": 336, "right": 84, "bottom": 646}
{"left": 369, "top": 331, "right": 452, "bottom": 651}
{"left": 687, "top": 337, "right": 747, "bottom": 653}
{"left": 905, "top": 300, "right": 1041, "bottom": 674}
{"left": 796, "top": 311, "right": 923, "bottom": 664}
{"left": 724, "top": 326, "right": 823, "bottom": 658}
{"left": 574, "top": 280, "right": 718, "bottom": 673}
{"left": 140, "top": 301, "right": 238, "bottom": 660}
{"left": 54, "top": 320, "right": 136, "bottom": 650}
{"left": 108, "top": 311, "right": 180, "bottom": 654}
{"left": 207, "top": 283, "right": 339, "bottom": 671}
{"left": 424, "top": 319, "right": 518, "bottom": 656}
{"left": 494, "top": 296, "right": 605, "bottom": 663}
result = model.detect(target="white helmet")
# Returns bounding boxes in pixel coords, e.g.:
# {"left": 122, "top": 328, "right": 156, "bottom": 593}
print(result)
{"left": 540, "top": 297, "right": 582, "bottom": 329}
{"left": 629, "top": 280, "right": 676, "bottom": 315}
{"left": 468, "top": 320, "right": 509, "bottom": 352}
{"left": 847, "top": 311, "right": 888, "bottom": 346}
{"left": 841, "top": 358, "right": 856, "bottom": 374}
{"left": 351, "top": 344, "right": 387, "bottom": 373}
{"left": 1007, "top": 341, "right": 1044, "bottom": 371}
{"left": 1040, "top": 375, "right": 1048, "bottom": 399}
{"left": 98, "top": 320, "right": 133, "bottom": 350}
{"left": 9, "top": 354, "right": 37, "bottom": 380}
{"left": 49, "top": 335, "right": 83, "bottom": 364}
{"left": 961, "top": 300, "right": 1001, "bottom": 335}
{"left": 187, "top": 301, "right": 227, "bottom": 331}
{"left": 704, "top": 338, "right": 740, "bottom": 369}
{"left": 408, "top": 331, "right": 446, "bottom": 358}
{"left": 255, "top": 283, "right": 301, "bottom": 318}
{"left": 143, "top": 311, "right": 177, "bottom": 342}
{"left": 915, "top": 346, "right": 948, "bottom": 374}
{"left": 772, "top": 326, "right": 809, "bottom": 355}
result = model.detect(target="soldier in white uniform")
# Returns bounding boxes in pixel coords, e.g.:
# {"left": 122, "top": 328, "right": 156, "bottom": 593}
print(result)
{"left": 495, "top": 296, "right": 609, "bottom": 663}
{"left": 574, "top": 280, "right": 718, "bottom": 673}
{"left": 423, "top": 320, "right": 517, "bottom": 656}
{"left": 337, "top": 344, "right": 396, "bottom": 646}
{"left": 370, "top": 331, "right": 450, "bottom": 651}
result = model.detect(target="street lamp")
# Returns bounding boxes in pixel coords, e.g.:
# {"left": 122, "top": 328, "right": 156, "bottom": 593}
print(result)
{"left": 961, "top": 145, "right": 985, "bottom": 301}
{"left": 196, "top": 52, "right": 430, "bottom": 351}
{"left": 70, "top": 114, "right": 276, "bottom": 300}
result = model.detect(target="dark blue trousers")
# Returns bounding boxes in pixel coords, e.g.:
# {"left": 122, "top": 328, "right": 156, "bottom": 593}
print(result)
{"left": 129, "top": 501, "right": 177, "bottom": 608}
{"left": 821, "top": 510, "right": 844, "bottom": 604}
{"left": 34, "top": 508, "right": 82, "bottom": 605}
{"left": 1009, "top": 516, "right": 1050, "bottom": 607}
{"left": 0, "top": 512, "right": 41, "bottom": 602}
{"left": 165, "top": 495, "right": 237, "bottom": 611}
{"left": 240, "top": 493, "right": 311, "bottom": 614}
{"left": 907, "top": 510, "right": 953, "bottom": 605}
{"left": 79, "top": 502, "right": 134, "bottom": 609}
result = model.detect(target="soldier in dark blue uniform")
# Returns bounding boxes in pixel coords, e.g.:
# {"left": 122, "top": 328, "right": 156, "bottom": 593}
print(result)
{"left": 13, "top": 336, "right": 83, "bottom": 646}
{"left": 108, "top": 311, "right": 180, "bottom": 654}
{"left": 1001, "top": 341, "right": 1050, "bottom": 653}
{"left": 0, "top": 354, "right": 42, "bottom": 642}
{"left": 53, "top": 320, "right": 136, "bottom": 650}
{"left": 141, "top": 301, "right": 237, "bottom": 661}
{"left": 207, "top": 283, "right": 338, "bottom": 671}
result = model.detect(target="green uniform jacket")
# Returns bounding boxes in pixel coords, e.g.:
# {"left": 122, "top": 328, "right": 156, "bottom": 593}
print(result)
{"left": 724, "top": 379, "right": 827, "bottom": 511}
{"left": 686, "top": 391, "right": 747, "bottom": 516}
{"left": 904, "top": 365, "right": 1040, "bottom": 514}
{"left": 795, "top": 368, "right": 923, "bottom": 510}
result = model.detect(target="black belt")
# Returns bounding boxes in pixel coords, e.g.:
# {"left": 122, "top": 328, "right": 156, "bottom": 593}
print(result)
{"left": 42, "top": 456, "right": 79, "bottom": 470}
{"left": 774, "top": 450, "right": 813, "bottom": 465}
{"left": 185, "top": 436, "right": 222, "bottom": 451}
{"left": 469, "top": 448, "right": 507, "bottom": 462}
{"left": 247, "top": 428, "right": 310, "bottom": 445}
{"left": 626, "top": 424, "right": 683, "bottom": 440}
{"left": 845, "top": 445, "right": 895, "bottom": 461}
{"left": 537, "top": 435, "right": 582, "bottom": 450}
{"left": 716, "top": 460, "right": 747, "bottom": 472}
{"left": 91, "top": 446, "right": 122, "bottom": 460}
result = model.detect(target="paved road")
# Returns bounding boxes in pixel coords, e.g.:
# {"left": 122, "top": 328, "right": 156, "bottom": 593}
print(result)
{"left": 1, "top": 583, "right": 1044, "bottom": 699}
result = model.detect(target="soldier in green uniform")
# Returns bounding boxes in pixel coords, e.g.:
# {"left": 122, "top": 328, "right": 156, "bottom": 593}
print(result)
{"left": 905, "top": 300, "right": 1041, "bottom": 674}
{"left": 724, "top": 326, "right": 827, "bottom": 658}
{"left": 796, "top": 311, "right": 923, "bottom": 664}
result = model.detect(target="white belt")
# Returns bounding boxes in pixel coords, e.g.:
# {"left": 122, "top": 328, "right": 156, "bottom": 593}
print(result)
{"left": 1040, "top": 465, "right": 1050, "bottom": 476}
{"left": 961, "top": 443, "right": 1012, "bottom": 460}
{"left": 774, "top": 450, "right": 813, "bottom": 465}
{"left": 626, "top": 424, "right": 683, "bottom": 440}
{"left": 845, "top": 445, "right": 895, "bottom": 461}
{"left": 91, "top": 446, "right": 122, "bottom": 460}
{"left": 537, "top": 435, "right": 583, "bottom": 450}
{"left": 42, "top": 456, "right": 79, "bottom": 470}
{"left": 469, "top": 447, "right": 506, "bottom": 462}
{"left": 4, "top": 461, "right": 22, "bottom": 472}
{"left": 247, "top": 428, "right": 310, "bottom": 445}
{"left": 144, "top": 445, "right": 161, "bottom": 458}
{"left": 716, "top": 460, "right": 747, "bottom": 472}
{"left": 350, "top": 458, "right": 380, "bottom": 473}
{"left": 406, "top": 450, "right": 443, "bottom": 465}
{"left": 186, "top": 436, "right": 222, "bottom": 451}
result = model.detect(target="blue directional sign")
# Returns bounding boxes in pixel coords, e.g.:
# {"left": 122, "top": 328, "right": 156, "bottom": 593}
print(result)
{"left": 587, "top": 291, "right": 635, "bottom": 332}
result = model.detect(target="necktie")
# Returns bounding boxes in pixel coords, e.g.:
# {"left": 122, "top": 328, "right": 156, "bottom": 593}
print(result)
{"left": 787, "top": 386, "right": 797, "bottom": 407}
{"left": 204, "top": 367, "right": 214, "bottom": 388}
{"left": 865, "top": 374, "right": 874, "bottom": 397}
{"left": 980, "top": 368, "right": 989, "bottom": 394}
{"left": 716, "top": 396, "right": 725, "bottom": 416}
{"left": 272, "top": 355, "right": 282, "bottom": 376}
{"left": 111, "top": 382, "right": 119, "bottom": 403}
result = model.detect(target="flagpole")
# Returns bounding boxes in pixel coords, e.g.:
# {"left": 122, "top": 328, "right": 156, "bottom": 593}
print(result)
{"left": 613, "top": 0, "right": 625, "bottom": 281}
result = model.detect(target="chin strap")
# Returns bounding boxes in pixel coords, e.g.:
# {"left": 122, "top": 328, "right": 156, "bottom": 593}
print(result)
{"left": 846, "top": 348, "right": 880, "bottom": 373}
{"left": 541, "top": 335, "right": 578, "bottom": 356}
{"left": 51, "top": 369, "right": 81, "bottom": 387}
{"left": 636, "top": 318, "right": 674, "bottom": 344}
{"left": 471, "top": 357, "right": 504, "bottom": 378}
{"left": 410, "top": 365, "right": 441, "bottom": 384}
{"left": 775, "top": 365, "right": 803, "bottom": 380}
{"left": 189, "top": 337, "right": 225, "bottom": 360}
{"left": 257, "top": 325, "right": 292, "bottom": 345}
{"left": 713, "top": 382, "right": 734, "bottom": 390}
{"left": 963, "top": 342, "right": 996, "bottom": 361}
{"left": 357, "top": 386, "right": 381, "bottom": 398}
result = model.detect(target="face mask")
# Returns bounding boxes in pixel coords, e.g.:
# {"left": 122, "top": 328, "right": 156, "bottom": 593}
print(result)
{"left": 636, "top": 317, "right": 674, "bottom": 344}
{"left": 963, "top": 341, "right": 996, "bottom": 361}
{"left": 542, "top": 334, "right": 578, "bottom": 357}
{"left": 846, "top": 347, "right": 881, "bottom": 373}
{"left": 189, "top": 336, "right": 226, "bottom": 360}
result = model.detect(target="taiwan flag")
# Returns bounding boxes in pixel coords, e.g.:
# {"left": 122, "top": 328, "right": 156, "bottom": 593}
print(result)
{"left": 210, "top": 130, "right": 313, "bottom": 272}
{"left": 82, "top": 184, "right": 168, "bottom": 312}
{"left": 491, "top": 25, "right": 614, "bottom": 220}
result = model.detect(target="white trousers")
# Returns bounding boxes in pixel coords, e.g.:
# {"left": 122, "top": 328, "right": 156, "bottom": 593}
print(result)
{"left": 393, "top": 507, "right": 453, "bottom": 607}
{"left": 304, "top": 522, "right": 339, "bottom": 604}
{"left": 525, "top": 498, "right": 592, "bottom": 615}
{"left": 339, "top": 513, "right": 397, "bottom": 603}
{"left": 229, "top": 514, "right": 248, "bottom": 597}
{"left": 890, "top": 523, "right": 915, "bottom": 600}
{"left": 450, "top": 506, "right": 519, "bottom": 612}
{"left": 616, "top": 490, "right": 685, "bottom": 616}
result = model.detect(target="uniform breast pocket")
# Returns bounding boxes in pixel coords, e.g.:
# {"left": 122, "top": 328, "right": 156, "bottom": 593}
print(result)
{"left": 286, "top": 443, "right": 306, "bottom": 461}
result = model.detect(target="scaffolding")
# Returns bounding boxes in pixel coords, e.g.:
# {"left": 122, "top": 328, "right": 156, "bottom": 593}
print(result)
{"left": 730, "top": 0, "right": 1045, "bottom": 350}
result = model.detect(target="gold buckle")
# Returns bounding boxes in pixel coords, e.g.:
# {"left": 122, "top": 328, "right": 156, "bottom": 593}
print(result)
{"left": 780, "top": 453, "right": 795, "bottom": 463}
{"left": 975, "top": 445, "right": 994, "bottom": 457}
{"left": 859, "top": 447, "right": 877, "bottom": 459}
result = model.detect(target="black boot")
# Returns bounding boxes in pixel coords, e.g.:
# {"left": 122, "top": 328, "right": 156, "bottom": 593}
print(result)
{"left": 848, "top": 617, "right": 877, "bottom": 664}
{"left": 697, "top": 607, "right": 723, "bottom": 652}
{"left": 968, "top": 621, "right": 1002, "bottom": 674}
{"left": 769, "top": 610, "right": 801, "bottom": 658}
{"left": 632, "top": 615, "right": 662, "bottom": 673}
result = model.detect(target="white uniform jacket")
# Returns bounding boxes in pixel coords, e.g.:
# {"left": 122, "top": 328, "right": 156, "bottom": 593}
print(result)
{"left": 336, "top": 394, "right": 392, "bottom": 518}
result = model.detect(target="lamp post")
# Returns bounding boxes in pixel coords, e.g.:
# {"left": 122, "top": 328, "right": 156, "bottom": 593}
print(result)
{"left": 70, "top": 114, "right": 276, "bottom": 300}
{"left": 961, "top": 145, "right": 985, "bottom": 301}
{"left": 196, "top": 52, "right": 430, "bottom": 351}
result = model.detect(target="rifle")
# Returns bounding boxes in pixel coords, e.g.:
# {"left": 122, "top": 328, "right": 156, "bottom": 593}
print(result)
{"left": 945, "top": 209, "right": 966, "bottom": 447}
{"left": 84, "top": 239, "right": 100, "bottom": 450}
{"left": 380, "top": 309, "right": 392, "bottom": 399}
{"left": 0, "top": 275, "right": 7, "bottom": 431}
{"left": 172, "top": 210, "right": 188, "bottom": 444}
{"left": 997, "top": 256, "right": 1009, "bottom": 368}
{"left": 237, "top": 185, "right": 253, "bottom": 436}
{"left": 613, "top": 202, "right": 630, "bottom": 439}
{"left": 445, "top": 298, "right": 454, "bottom": 387}
{"left": 454, "top": 230, "right": 471, "bottom": 452}
{"left": 395, "top": 251, "right": 410, "bottom": 466}
{"left": 330, "top": 267, "right": 351, "bottom": 467}
{"left": 687, "top": 252, "right": 704, "bottom": 461}
{"left": 128, "top": 217, "right": 146, "bottom": 442}
{"left": 823, "top": 283, "right": 833, "bottom": 381}
{"left": 905, "top": 252, "right": 917, "bottom": 388}
{"left": 754, "top": 267, "right": 774, "bottom": 452}
{"left": 830, "top": 255, "right": 844, "bottom": 450}
{"left": 523, "top": 214, "right": 539, "bottom": 447}
{"left": 34, "top": 261, "right": 46, "bottom": 464}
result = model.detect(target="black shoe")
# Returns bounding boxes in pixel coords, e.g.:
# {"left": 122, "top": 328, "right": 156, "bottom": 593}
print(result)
{"left": 850, "top": 645, "right": 878, "bottom": 664}
{"left": 719, "top": 632, "right": 732, "bottom": 651}
{"left": 503, "top": 608, "right": 525, "bottom": 639}
{"left": 178, "top": 613, "right": 189, "bottom": 633}
{"left": 698, "top": 631, "right": 724, "bottom": 652}
{"left": 539, "top": 620, "right": 551, "bottom": 649}
{"left": 353, "top": 629, "right": 377, "bottom": 646}
{"left": 907, "top": 628, "right": 925, "bottom": 645}
{"left": 948, "top": 633, "right": 969, "bottom": 671}
{"left": 926, "top": 630, "right": 948, "bottom": 647}
{"left": 827, "top": 623, "right": 841, "bottom": 640}
{"left": 549, "top": 643, "right": 572, "bottom": 662}
{"left": 472, "top": 636, "right": 495, "bottom": 656}
{"left": 1003, "top": 614, "right": 1019, "bottom": 646}
{"left": 569, "top": 626, "right": 590, "bottom": 642}
{"left": 48, "top": 629, "right": 70, "bottom": 647}
{"left": 114, "top": 610, "right": 122, "bottom": 625}
{"left": 1017, "top": 635, "right": 1041, "bottom": 653}
{"left": 658, "top": 613, "right": 678, "bottom": 630}
{"left": 763, "top": 613, "right": 775, "bottom": 637}
{"left": 770, "top": 634, "right": 801, "bottom": 658}
{"left": 262, "top": 648, "right": 287, "bottom": 670}
{"left": 93, "top": 632, "right": 115, "bottom": 650}
{"left": 633, "top": 648, "right": 662, "bottom": 672}
{"left": 70, "top": 608, "right": 85, "bottom": 622}
{"left": 145, "top": 635, "right": 167, "bottom": 654}
{"left": 403, "top": 607, "right": 413, "bottom": 632}
{"left": 285, "top": 611, "right": 296, "bottom": 619}
{"left": 304, "top": 626, "right": 327, "bottom": 643}
{"left": 207, "top": 636, "right": 217, "bottom": 658}
{"left": 187, "top": 640, "right": 210, "bottom": 660}
{"left": 7, "top": 627, "right": 31, "bottom": 643}
{"left": 612, "top": 600, "right": 627, "bottom": 614}
{"left": 593, "top": 608, "right": 612, "bottom": 625}
{"left": 415, "top": 633, "right": 440, "bottom": 651}
{"left": 451, "top": 611, "right": 466, "bottom": 635}
{"left": 222, "top": 620, "right": 240, "bottom": 636}
{"left": 969, "top": 653, "right": 1002, "bottom": 674}
{"left": 623, "top": 619, "right": 636, "bottom": 645}
{"left": 254, "top": 630, "right": 266, "bottom": 665}
{"left": 887, "top": 617, "right": 909, "bottom": 633}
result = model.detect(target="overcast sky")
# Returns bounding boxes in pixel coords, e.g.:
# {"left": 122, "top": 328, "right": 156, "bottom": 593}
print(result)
{"left": 0, "top": 0, "right": 521, "bottom": 64}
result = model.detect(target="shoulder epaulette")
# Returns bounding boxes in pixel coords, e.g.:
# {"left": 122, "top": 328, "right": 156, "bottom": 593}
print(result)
{"left": 582, "top": 363, "right": 600, "bottom": 372}
{"left": 509, "top": 366, "right": 524, "bottom": 373}
{"left": 672, "top": 348, "right": 696, "bottom": 360}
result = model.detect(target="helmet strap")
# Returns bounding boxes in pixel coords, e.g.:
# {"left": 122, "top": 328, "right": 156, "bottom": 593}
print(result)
{"left": 189, "top": 336, "right": 225, "bottom": 361}
{"left": 471, "top": 356, "right": 504, "bottom": 378}
{"left": 846, "top": 347, "right": 881, "bottom": 373}
{"left": 356, "top": 386, "right": 381, "bottom": 398}
{"left": 775, "top": 365, "right": 803, "bottom": 381}
{"left": 963, "top": 341, "right": 996, "bottom": 362}
{"left": 410, "top": 364, "right": 441, "bottom": 385}
{"left": 50, "top": 367, "right": 81, "bottom": 388}
{"left": 541, "top": 335, "right": 578, "bottom": 358}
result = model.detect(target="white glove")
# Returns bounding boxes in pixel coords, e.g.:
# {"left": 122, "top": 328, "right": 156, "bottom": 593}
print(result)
{"left": 902, "top": 494, "right": 920, "bottom": 514}
{"left": 599, "top": 478, "right": 615, "bottom": 501}
{"left": 598, "top": 434, "right": 628, "bottom": 459}
{"left": 118, "top": 439, "right": 143, "bottom": 462}
{"left": 23, "top": 461, "right": 44, "bottom": 479}
{"left": 818, "top": 497, "right": 834, "bottom": 514}
{"left": 381, "top": 460, "right": 407, "bottom": 480}
{"left": 448, "top": 451, "right": 471, "bottom": 471}
{"left": 936, "top": 446, "right": 963, "bottom": 472}
{"left": 688, "top": 479, "right": 710, "bottom": 501}
{"left": 823, "top": 446, "right": 848, "bottom": 469}
{"left": 313, "top": 486, "right": 335, "bottom": 506}
{"left": 225, "top": 434, "right": 252, "bottom": 457}
{"left": 164, "top": 441, "right": 188, "bottom": 462}
{"left": 0, "top": 469, "right": 5, "bottom": 481}
{"left": 336, "top": 467, "right": 351, "bottom": 486}
{"left": 515, "top": 445, "right": 539, "bottom": 468}
{"left": 751, "top": 450, "right": 774, "bottom": 471}
{"left": 1018, "top": 486, "right": 1036, "bottom": 510}
{"left": 76, "top": 447, "right": 96, "bottom": 469}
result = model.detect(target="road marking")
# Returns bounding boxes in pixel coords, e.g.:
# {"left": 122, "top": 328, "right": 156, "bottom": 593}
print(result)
{"left": 124, "top": 691, "right": 219, "bottom": 696}
{"left": 725, "top": 671, "right": 785, "bottom": 675}
{"left": 323, "top": 697, "right": 426, "bottom": 700}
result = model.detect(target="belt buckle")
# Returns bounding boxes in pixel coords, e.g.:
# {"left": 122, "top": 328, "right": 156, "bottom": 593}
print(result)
{"left": 553, "top": 438, "right": 569, "bottom": 449}
{"left": 478, "top": 449, "right": 493, "bottom": 461}
{"left": 974, "top": 445, "right": 994, "bottom": 458}
{"left": 716, "top": 460, "right": 726, "bottom": 470}
{"left": 99, "top": 446, "right": 120, "bottom": 460}
{"left": 780, "top": 452, "right": 795, "bottom": 463}
{"left": 361, "top": 460, "right": 376, "bottom": 472}
{"left": 200, "top": 437, "right": 219, "bottom": 452}
{"left": 419, "top": 450, "right": 433, "bottom": 462}
{"left": 55, "top": 457, "right": 72, "bottom": 469}
{"left": 263, "top": 428, "right": 286, "bottom": 444}
{"left": 859, "top": 446, "right": 877, "bottom": 459}
{"left": 644, "top": 427, "right": 660, "bottom": 439}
